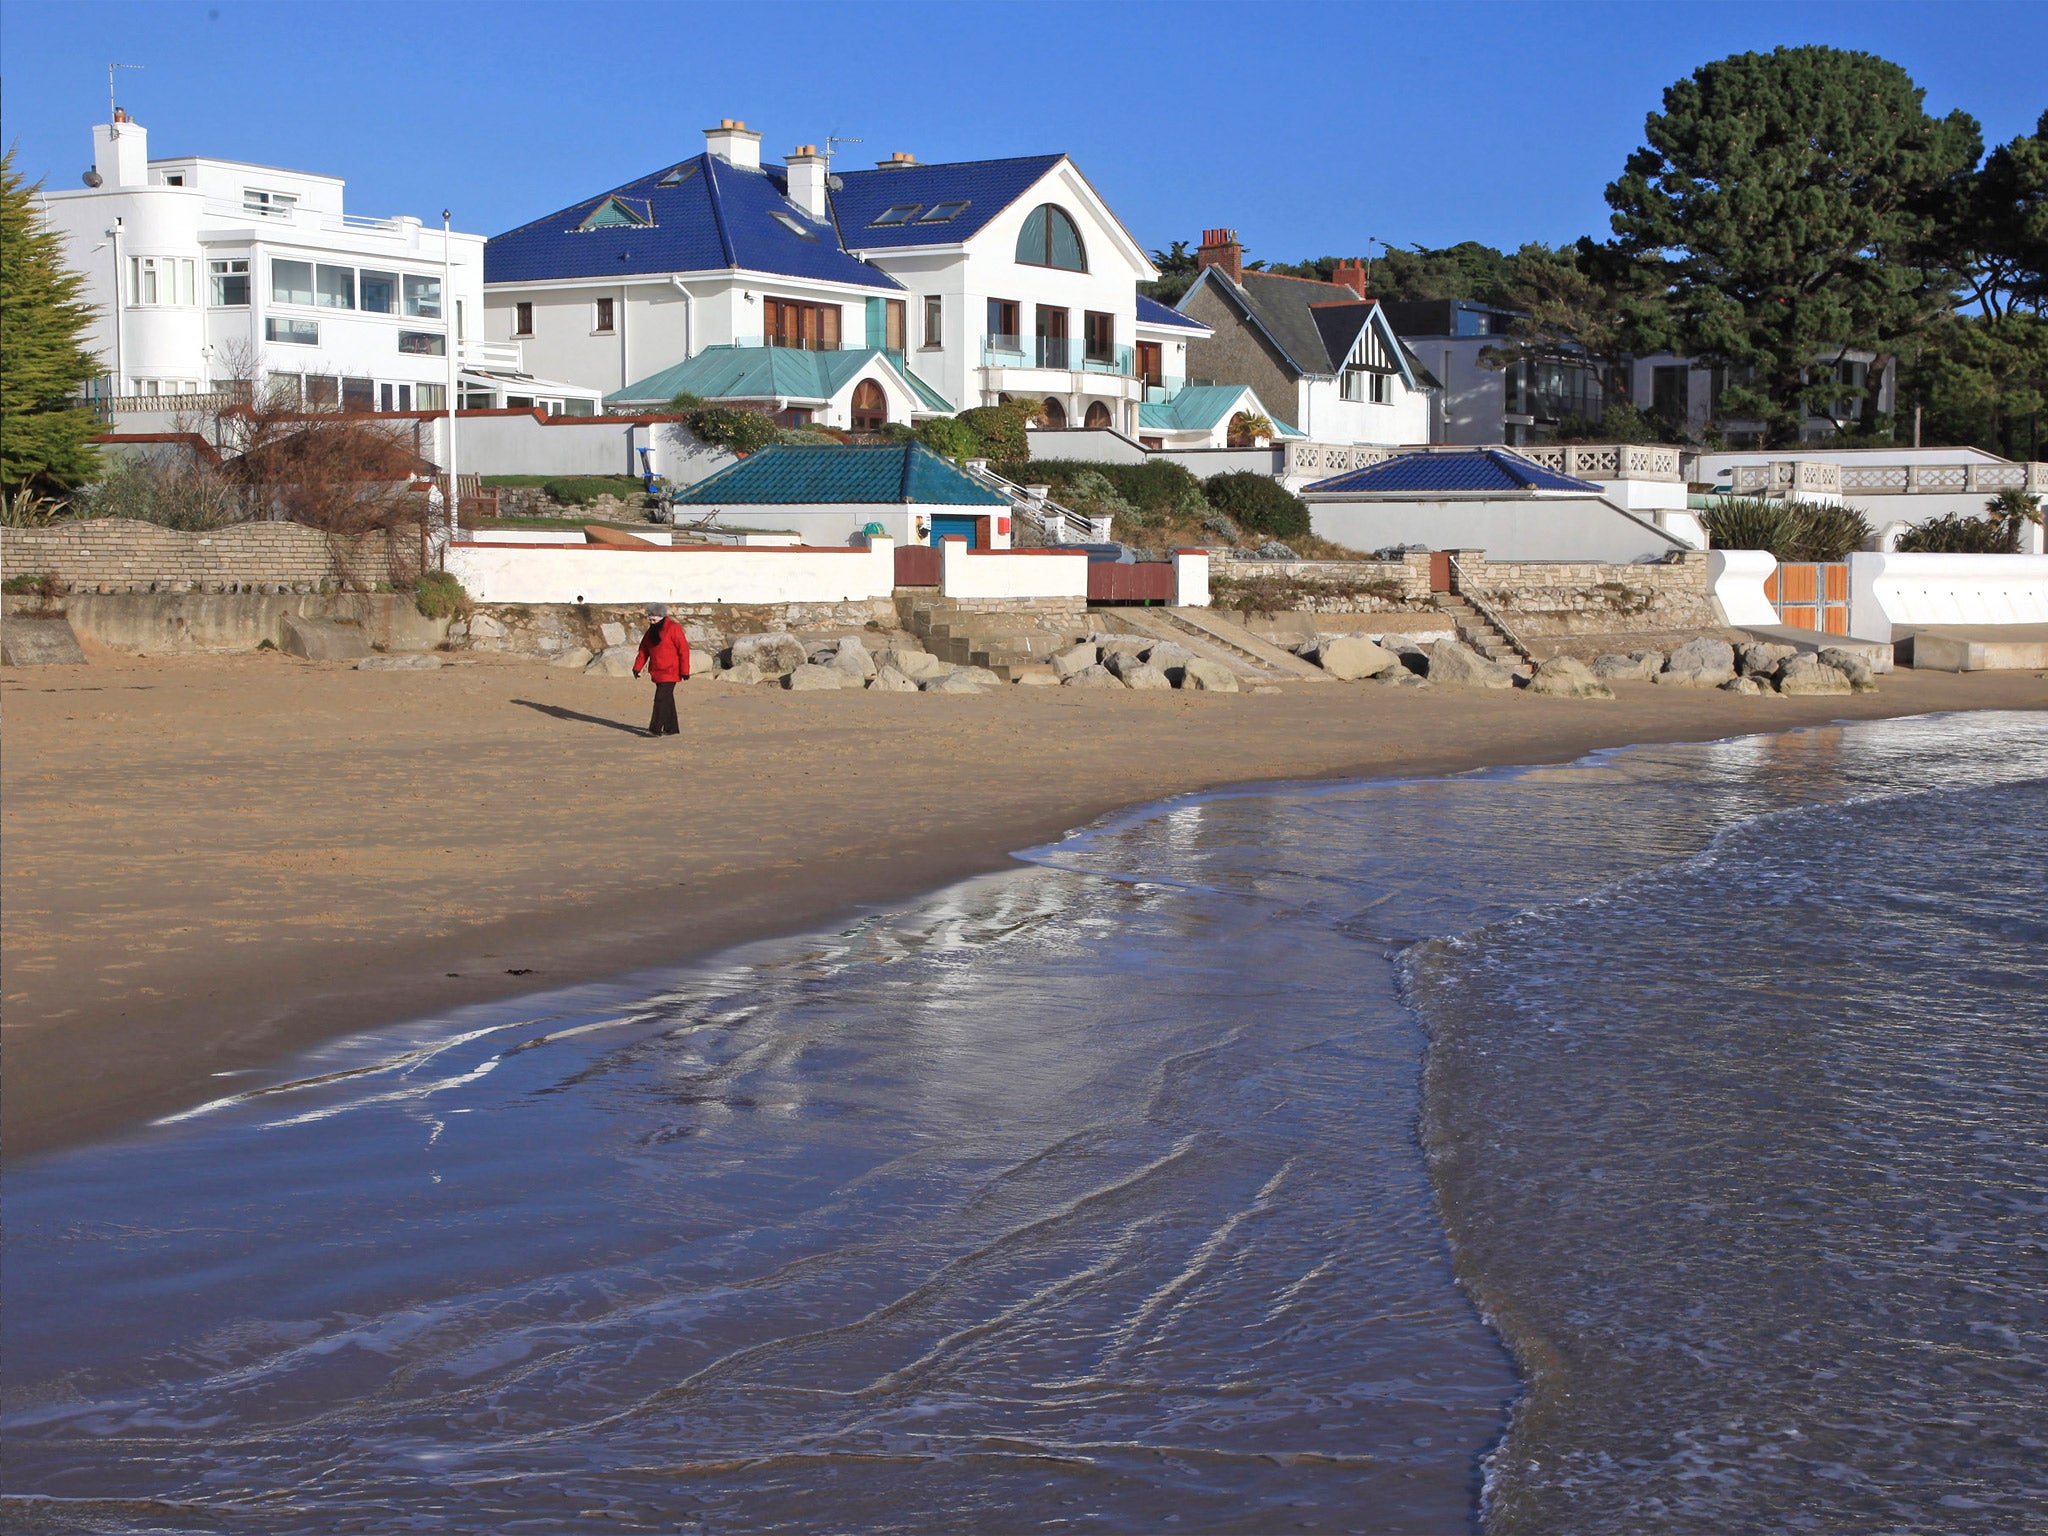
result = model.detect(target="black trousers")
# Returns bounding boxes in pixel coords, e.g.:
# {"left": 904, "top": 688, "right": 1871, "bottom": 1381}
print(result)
{"left": 648, "top": 681, "right": 680, "bottom": 736}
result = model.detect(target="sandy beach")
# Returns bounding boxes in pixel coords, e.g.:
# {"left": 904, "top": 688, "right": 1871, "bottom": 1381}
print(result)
{"left": 4, "top": 646, "right": 2042, "bottom": 1158}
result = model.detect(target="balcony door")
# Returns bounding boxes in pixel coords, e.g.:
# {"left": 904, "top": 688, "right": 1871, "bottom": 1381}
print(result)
{"left": 1036, "top": 306, "right": 1069, "bottom": 369}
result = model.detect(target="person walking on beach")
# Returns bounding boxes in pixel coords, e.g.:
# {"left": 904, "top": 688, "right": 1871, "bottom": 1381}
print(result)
{"left": 632, "top": 604, "right": 690, "bottom": 737}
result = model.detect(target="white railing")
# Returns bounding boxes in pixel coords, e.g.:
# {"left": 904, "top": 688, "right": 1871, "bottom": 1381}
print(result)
{"left": 1513, "top": 443, "right": 1685, "bottom": 480}
{"left": 1446, "top": 553, "right": 1534, "bottom": 664}
{"left": 90, "top": 390, "right": 247, "bottom": 419}
{"left": 1729, "top": 460, "right": 2044, "bottom": 497}
{"left": 1282, "top": 442, "right": 1398, "bottom": 479}
{"left": 960, "top": 460, "right": 1103, "bottom": 543}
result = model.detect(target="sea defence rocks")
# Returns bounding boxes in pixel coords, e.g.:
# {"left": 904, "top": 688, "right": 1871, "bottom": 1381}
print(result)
{"left": 1062, "top": 663, "right": 1125, "bottom": 689}
{"left": 1818, "top": 647, "right": 1879, "bottom": 692}
{"left": 1425, "top": 638, "right": 1516, "bottom": 690}
{"left": 1738, "top": 641, "right": 1797, "bottom": 679}
{"left": 1306, "top": 635, "right": 1401, "bottom": 681}
{"left": 356, "top": 653, "right": 443, "bottom": 671}
{"left": 1591, "top": 651, "right": 1662, "bottom": 681}
{"left": 1775, "top": 652, "right": 1853, "bottom": 696}
{"left": 1654, "top": 636, "right": 1737, "bottom": 688}
{"left": 827, "top": 637, "right": 876, "bottom": 680}
{"left": 585, "top": 645, "right": 637, "bottom": 677}
{"left": 1051, "top": 642, "right": 1099, "bottom": 680}
{"left": 714, "top": 660, "right": 765, "bottom": 686}
{"left": 1178, "top": 657, "right": 1240, "bottom": 692}
{"left": 784, "top": 664, "right": 846, "bottom": 691}
{"left": 1526, "top": 656, "right": 1613, "bottom": 699}
{"left": 554, "top": 645, "right": 594, "bottom": 671}
{"left": 730, "top": 632, "right": 808, "bottom": 677}
{"left": 868, "top": 663, "right": 919, "bottom": 692}
{"left": 877, "top": 645, "right": 947, "bottom": 681}
{"left": 1121, "top": 662, "right": 1173, "bottom": 691}
{"left": 0, "top": 615, "right": 87, "bottom": 666}
{"left": 279, "top": 614, "right": 370, "bottom": 662}
{"left": 923, "top": 671, "right": 993, "bottom": 694}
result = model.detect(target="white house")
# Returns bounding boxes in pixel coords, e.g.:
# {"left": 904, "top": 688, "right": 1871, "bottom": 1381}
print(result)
{"left": 485, "top": 120, "right": 1185, "bottom": 436}
{"left": 33, "top": 111, "right": 600, "bottom": 419}
{"left": 1172, "top": 231, "right": 1434, "bottom": 447}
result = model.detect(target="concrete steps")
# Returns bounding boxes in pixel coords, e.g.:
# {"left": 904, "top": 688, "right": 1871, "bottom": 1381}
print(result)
{"left": 1435, "top": 597, "right": 1534, "bottom": 677}
{"left": 1100, "top": 607, "right": 1332, "bottom": 683}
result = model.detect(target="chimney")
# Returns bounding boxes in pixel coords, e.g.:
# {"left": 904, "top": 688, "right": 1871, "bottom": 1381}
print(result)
{"left": 875, "top": 151, "right": 918, "bottom": 169}
{"left": 1196, "top": 227, "right": 1242, "bottom": 285}
{"left": 1332, "top": 258, "right": 1368, "bottom": 297}
{"left": 785, "top": 144, "right": 828, "bottom": 219}
{"left": 92, "top": 112, "right": 149, "bottom": 190}
{"left": 704, "top": 118, "right": 762, "bottom": 170}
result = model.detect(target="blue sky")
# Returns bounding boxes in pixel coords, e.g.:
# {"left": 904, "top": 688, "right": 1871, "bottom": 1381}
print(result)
{"left": 4, "top": 0, "right": 2042, "bottom": 264}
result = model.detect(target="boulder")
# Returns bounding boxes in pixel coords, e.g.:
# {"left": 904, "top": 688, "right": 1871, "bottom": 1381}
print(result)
{"left": 1101, "top": 649, "right": 1154, "bottom": 682}
{"left": 1141, "top": 640, "right": 1198, "bottom": 671}
{"left": 785, "top": 663, "right": 846, "bottom": 691}
{"left": 554, "top": 645, "right": 594, "bottom": 671}
{"left": 1591, "top": 652, "right": 1650, "bottom": 681}
{"left": 598, "top": 621, "right": 627, "bottom": 648}
{"left": 1051, "top": 642, "right": 1100, "bottom": 679}
{"left": 923, "top": 672, "right": 992, "bottom": 694}
{"left": 1063, "top": 663, "right": 1126, "bottom": 689}
{"left": 280, "top": 615, "right": 370, "bottom": 662}
{"left": 1425, "top": 638, "right": 1515, "bottom": 690}
{"left": 1655, "top": 636, "right": 1736, "bottom": 688}
{"left": 1178, "top": 657, "right": 1240, "bottom": 692}
{"left": 585, "top": 645, "right": 638, "bottom": 677}
{"left": 1373, "top": 668, "right": 1431, "bottom": 688}
{"left": 1738, "top": 641, "right": 1798, "bottom": 678}
{"left": 713, "top": 660, "right": 764, "bottom": 686}
{"left": 729, "top": 632, "right": 807, "bottom": 677}
{"left": 0, "top": 616, "right": 86, "bottom": 667}
{"left": 868, "top": 664, "right": 919, "bottom": 692}
{"left": 356, "top": 653, "right": 443, "bottom": 671}
{"left": 469, "top": 612, "right": 508, "bottom": 641}
{"left": 1310, "top": 635, "right": 1400, "bottom": 681}
{"left": 1818, "top": 647, "right": 1879, "bottom": 692}
{"left": 1775, "top": 652, "right": 1853, "bottom": 696}
{"left": 1013, "top": 668, "right": 1060, "bottom": 687}
{"left": 878, "top": 646, "right": 946, "bottom": 680}
{"left": 1526, "top": 656, "right": 1613, "bottom": 699}
{"left": 829, "top": 636, "right": 877, "bottom": 679}
{"left": 1121, "top": 662, "right": 1173, "bottom": 690}
{"left": 1720, "top": 675, "right": 1770, "bottom": 696}
{"left": 1630, "top": 649, "right": 1667, "bottom": 676}
{"left": 1096, "top": 636, "right": 1152, "bottom": 658}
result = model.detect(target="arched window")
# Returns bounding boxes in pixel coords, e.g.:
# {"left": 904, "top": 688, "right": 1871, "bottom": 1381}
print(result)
{"left": 1084, "top": 401, "right": 1112, "bottom": 429}
{"left": 1016, "top": 205, "right": 1087, "bottom": 272}
{"left": 850, "top": 380, "right": 888, "bottom": 431}
{"left": 1041, "top": 396, "right": 1067, "bottom": 428}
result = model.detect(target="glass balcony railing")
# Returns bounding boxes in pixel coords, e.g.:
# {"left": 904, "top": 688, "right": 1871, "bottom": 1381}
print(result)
{"left": 980, "top": 335, "right": 1135, "bottom": 376}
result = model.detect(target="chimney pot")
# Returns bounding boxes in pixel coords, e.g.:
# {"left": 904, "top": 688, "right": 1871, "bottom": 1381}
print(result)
{"left": 704, "top": 119, "right": 763, "bottom": 170}
{"left": 1195, "top": 226, "right": 1243, "bottom": 286}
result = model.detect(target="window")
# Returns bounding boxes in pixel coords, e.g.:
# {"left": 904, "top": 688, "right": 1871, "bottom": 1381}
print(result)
{"left": 1083, "top": 311, "right": 1114, "bottom": 364}
{"left": 506, "top": 394, "right": 535, "bottom": 409}
{"left": 398, "top": 331, "right": 446, "bottom": 356}
{"left": 1041, "top": 396, "right": 1067, "bottom": 428}
{"left": 304, "top": 376, "right": 339, "bottom": 405}
{"left": 130, "top": 256, "right": 195, "bottom": 306}
{"left": 763, "top": 296, "right": 841, "bottom": 351}
{"left": 379, "top": 383, "right": 414, "bottom": 412}
{"left": 1371, "top": 371, "right": 1390, "bottom": 405}
{"left": 342, "top": 378, "right": 374, "bottom": 411}
{"left": 658, "top": 164, "right": 698, "bottom": 186}
{"left": 594, "top": 297, "right": 615, "bottom": 334}
{"left": 1084, "top": 401, "right": 1112, "bottom": 429}
{"left": 416, "top": 382, "right": 445, "bottom": 411}
{"left": 360, "top": 270, "right": 397, "bottom": 314}
{"left": 769, "top": 210, "right": 819, "bottom": 241}
{"left": 917, "top": 200, "right": 970, "bottom": 223}
{"left": 1035, "top": 305, "right": 1070, "bottom": 369}
{"left": 850, "top": 379, "right": 888, "bottom": 431}
{"left": 265, "top": 316, "right": 319, "bottom": 345}
{"left": 1652, "top": 365, "right": 1690, "bottom": 422}
{"left": 243, "top": 188, "right": 297, "bottom": 218}
{"left": 1016, "top": 205, "right": 1086, "bottom": 271}
{"left": 870, "top": 204, "right": 922, "bottom": 227}
{"left": 577, "top": 196, "right": 652, "bottom": 230}
{"left": 1342, "top": 368, "right": 1391, "bottom": 404}
{"left": 987, "top": 299, "right": 1021, "bottom": 349}
{"left": 871, "top": 297, "right": 904, "bottom": 353}
{"left": 316, "top": 264, "right": 355, "bottom": 309}
{"left": 210, "top": 259, "right": 250, "bottom": 306}
{"left": 513, "top": 301, "right": 534, "bottom": 336}
{"left": 562, "top": 398, "right": 595, "bottom": 416}
{"left": 455, "top": 298, "right": 466, "bottom": 341}
{"left": 923, "top": 294, "right": 943, "bottom": 348}
{"left": 271, "top": 258, "right": 315, "bottom": 306}
{"left": 163, "top": 174, "right": 184, "bottom": 187}
{"left": 403, "top": 274, "right": 441, "bottom": 318}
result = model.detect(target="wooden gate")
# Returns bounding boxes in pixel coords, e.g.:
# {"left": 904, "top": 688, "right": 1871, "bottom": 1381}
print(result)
{"left": 1764, "top": 562, "right": 1850, "bottom": 634}
{"left": 894, "top": 545, "right": 941, "bottom": 586}
{"left": 1088, "top": 562, "right": 1175, "bottom": 604}
{"left": 1429, "top": 550, "right": 1452, "bottom": 593}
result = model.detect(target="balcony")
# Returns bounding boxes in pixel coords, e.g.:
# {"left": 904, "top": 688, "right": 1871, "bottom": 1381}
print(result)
{"left": 980, "top": 335, "right": 1135, "bottom": 377}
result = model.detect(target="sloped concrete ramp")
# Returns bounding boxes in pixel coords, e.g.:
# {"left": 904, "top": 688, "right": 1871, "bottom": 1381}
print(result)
{"left": 1, "top": 615, "right": 87, "bottom": 666}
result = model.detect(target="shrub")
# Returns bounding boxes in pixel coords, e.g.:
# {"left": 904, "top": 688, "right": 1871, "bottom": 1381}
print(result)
{"left": 67, "top": 454, "right": 247, "bottom": 531}
{"left": 1790, "top": 502, "right": 1872, "bottom": 561}
{"left": 2, "top": 571, "right": 61, "bottom": 598}
{"left": 412, "top": 569, "right": 470, "bottom": 619}
{"left": 538, "top": 475, "right": 644, "bottom": 506}
{"left": 2, "top": 487, "right": 70, "bottom": 527}
{"left": 955, "top": 401, "right": 1034, "bottom": 472}
{"left": 1026, "top": 458, "right": 1200, "bottom": 513}
{"left": 685, "top": 405, "right": 780, "bottom": 455}
{"left": 775, "top": 428, "right": 848, "bottom": 447}
{"left": 666, "top": 392, "right": 706, "bottom": 412}
{"left": 1700, "top": 497, "right": 1869, "bottom": 561}
{"left": 1204, "top": 471, "right": 1309, "bottom": 539}
{"left": 914, "top": 415, "right": 985, "bottom": 461}
{"left": 1896, "top": 512, "right": 2020, "bottom": 554}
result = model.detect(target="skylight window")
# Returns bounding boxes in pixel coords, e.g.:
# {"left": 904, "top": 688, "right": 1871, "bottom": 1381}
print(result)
{"left": 769, "top": 210, "right": 820, "bottom": 242}
{"left": 916, "top": 200, "right": 970, "bottom": 223}
{"left": 870, "top": 204, "right": 922, "bottom": 227}
{"left": 657, "top": 164, "right": 698, "bottom": 186}
{"left": 578, "top": 196, "right": 653, "bottom": 231}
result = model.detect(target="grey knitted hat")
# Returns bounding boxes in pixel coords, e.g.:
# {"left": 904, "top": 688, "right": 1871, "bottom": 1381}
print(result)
{"left": 647, "top": 603, "right": 668, "bottom": 618}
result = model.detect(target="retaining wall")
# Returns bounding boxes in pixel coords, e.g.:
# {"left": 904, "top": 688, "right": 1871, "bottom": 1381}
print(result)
{"left": 459, "top": 601, "right": 900, "bottom": 659}
{"left": 1847, "top": 552, "right": 2048, "bottom": 641}
{"left": 1458, "top": 551, "right": 1716, "bottom": 637}
{"left": 2, "top": 518, "right": 405, "bottom": 593}
{"left": 1210, "top": 553, "right": 1434, "bottom": 612}
{"left": 5, "top": 590, "right": 448, "bottom": 655}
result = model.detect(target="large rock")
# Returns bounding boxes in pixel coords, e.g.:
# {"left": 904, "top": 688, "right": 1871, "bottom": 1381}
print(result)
{"left": 924, "top": 671, "right": 992, "bottom": 694}
{"left": 280, "top": 614, "right": 370, "bottom": 661}
{"left": 868, "top": 664, "right": 919, "bottom": 692}
{"left": 785, "top": 663, "right": 846, "bottom": 691}
{"left": 1738, "top": 641, "right": 1798, "bottom": 678}
{"left": 554, "top": 645, "right": 594, "bottom": 671}
{"left": 714, "top": 660, "right": 765, "bottom": 686}
{"left": 1310, "top": 635, "right": 1400, "bottom": 681}
{"left": 598, "top": 621, "right": 627, "bottom": 648}
{"left": 1143, "top": 640, "right": 1198, "bottom": 671}
{"left": 585, "top": 644, "right": 637, "bottom": 677}
{"left": 1655, "top": 636, "right": 1736, "bottom": 687}
{"left": 468, "top": 612, "right": 507, "bottom": 641}
{"left": 1051, "top": 642, "right": 1100, "bottom": 679}
{"left": 1121, "top": 662, "right": 1173, "bottom": 690}
{"left": 1775, "top": 652, "right": 1853, "bottom": 696}
{"left": 1178, "top": 657, "right": 1240, "bottom": 692}
{"left": 1373, "top": 668, "right": 1431, "bottom": 688}
{"left": 356, "top": 653, "right": 443, "bottom": 671}
{"left": 1591, "top": 652, "right": 1652, "bottom": 681}
{"left": 1013, "top": 668, "right": 1060, "bottom": 687}
{"left": 878, "top": 646, "right": 946, "bottom": 680}
{"left": 1526, "top": 656, "right": 1613, "bottom": 699}
{"left": 1101, "top": 649, "right": 1155, "bottom": 682}
{"left": 729, "top": 632, "right": 807, "bottom": 677}
{"left": 1720, "top": 675, "right": 1770, "bottom": 695}
{"left": 829, "top": 636, "right": 877, "bottom": 679}
{"left": 1425, "top": 638, "right": 1515, "bottom": 689}
{"left": 1818, "top": 647, "right": 1879, "bottom": 692}
{"left": 1063, "top": 663, "right": 1126, "bottom": 689}
{"left": 0, "top": 616, "right": 86, "bottom": 666}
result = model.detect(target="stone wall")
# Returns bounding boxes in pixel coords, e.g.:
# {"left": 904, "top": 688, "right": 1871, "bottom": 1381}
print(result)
{"left": 1460, "top": 551, "right": 1715, "bottom": 637}
{"left": 491, "top": 486, "right": 653, "bottom": 524}
{"left": 9, "top": 591, "right": 449, "bottom": 655}
{"left": 458, "top": 599, "right": 902, "bottom": 660}
{"left": 1210, "top": 553, "right": 1435, "bottom": 613}
{"left": 1, "top": 518, "right": 405, "bottom": 594}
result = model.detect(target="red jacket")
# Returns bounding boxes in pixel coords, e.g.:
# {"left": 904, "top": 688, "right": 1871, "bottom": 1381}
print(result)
{"left": 633, "top": 619, "right": 690, "bottom": 683}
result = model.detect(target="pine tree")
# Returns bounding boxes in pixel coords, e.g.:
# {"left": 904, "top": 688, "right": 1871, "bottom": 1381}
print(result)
{"left": 1, "top": 149, "right": 103, "bottom": 496}
{"left": 1605, "top": 46, "right": 1981, "bottom": 444}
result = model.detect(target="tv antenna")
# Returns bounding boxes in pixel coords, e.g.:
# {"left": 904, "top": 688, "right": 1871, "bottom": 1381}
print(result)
{"left": 823, "top": 134, "right": 862, "bottom": 168}
{"left": 108, "top": 62, "right": 143, "bottom": 127}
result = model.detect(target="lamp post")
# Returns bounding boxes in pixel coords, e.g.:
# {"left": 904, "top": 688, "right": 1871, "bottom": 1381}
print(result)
{"left": 443, "top": 209, "right": 458, "bottom": 564}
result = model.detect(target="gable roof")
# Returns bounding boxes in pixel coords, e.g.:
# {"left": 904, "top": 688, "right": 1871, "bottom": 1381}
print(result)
{"left": 1138, "top": 384, "right": 1303, "bottom": 437}
{"left": 1303, "top": 448, "right": 1603, "bottom": 496}
{"left": 832, "top": 155, "right": 1065, "bottom": 249}
{"left": 607, "top": 344, "right": 952, "bottom": 412}
{"left": 1179, "top": 268, "right": 1422, "bottom": 389}
{"left": 1135, "top": 294, "right": 1208, "bottom": 331}
{"left": 485, "top": 152, "right": 901, "bottom": 289}
{"left": 672, "top": 443, "right": 1009, "bottom": 506}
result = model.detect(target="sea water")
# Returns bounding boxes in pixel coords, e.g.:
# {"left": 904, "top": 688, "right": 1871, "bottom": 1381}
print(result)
{"left": 3, "top": 712, "right": 2043, "bottom": 1534}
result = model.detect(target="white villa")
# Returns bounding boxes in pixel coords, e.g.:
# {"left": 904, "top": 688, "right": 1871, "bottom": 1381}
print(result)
{"left": 483, "top": 120, "right": 1212, "bottom": 435}
{"left": 34, "top": 111, "right": 601, "bottom": 419}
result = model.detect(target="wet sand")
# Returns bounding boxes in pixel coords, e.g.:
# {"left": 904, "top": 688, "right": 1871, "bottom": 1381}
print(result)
{"left": 4, "top": 646, "right": 2042, "bottom": 1158}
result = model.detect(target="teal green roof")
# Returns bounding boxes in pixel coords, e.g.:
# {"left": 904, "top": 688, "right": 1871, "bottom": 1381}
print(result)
{"left": 1137, "top": 384, "right": 1304, "bottom": 438}
{"left": 608, "top": 344, "right": 952, "bottom": 413}
{"left": 672, "top": 443, "right": 1009, "bottom": 506}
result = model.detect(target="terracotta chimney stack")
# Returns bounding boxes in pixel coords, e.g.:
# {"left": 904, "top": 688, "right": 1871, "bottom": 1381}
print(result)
{"left": 1332, "top": 258, "right": 1368, "bottom": 297}
{"left": 1195, "top": 227, "right": 1243, "bottom": 285}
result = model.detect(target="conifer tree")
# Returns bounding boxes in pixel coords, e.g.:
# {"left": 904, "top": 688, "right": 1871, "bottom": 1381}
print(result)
{"left": 1, "top": 149, "right": 103, "bottom": 496}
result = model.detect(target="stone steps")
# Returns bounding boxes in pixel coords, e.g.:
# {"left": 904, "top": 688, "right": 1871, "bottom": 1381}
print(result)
{"left": 1437, "top": 598, "right": 1534, "bottom": 677}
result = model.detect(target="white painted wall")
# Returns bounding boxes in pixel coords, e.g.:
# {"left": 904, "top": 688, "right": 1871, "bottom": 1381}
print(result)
{"left": 1306, "top": 495, "right": 1685, "bottom": 562}
{"left": 1171, "top": 548, "right": 1210, "bottom": 607}
{"left": 1846, "top": 552, "right": 2048, "bottom": 641}
{"left": 1707, "top": 550, "right": 1779, "bottom": 627}
{"left": 937, "top": 538, "right": 1089, "bottom": 600}
{"left": 447, "top": 536, "right": 895, "bottom": 605}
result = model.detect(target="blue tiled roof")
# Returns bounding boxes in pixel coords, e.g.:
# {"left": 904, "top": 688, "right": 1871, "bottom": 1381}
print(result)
{"left": 1304, "top": 449, "right": 1603, "bottom": 496}
{"left": 832, "top": 156, "right": 1064, "bottom": 249}
{"left": 1136, "top": 294, "right": 1207, "bottom": 331}
{"left": 672, "top": 444, "right": 1009, "bottom": 506}
{"left": 608, "top": 345, "right": 951, "bottom": 412}
{"left": 485, "top": 153, "right": 901, "bottom": 289}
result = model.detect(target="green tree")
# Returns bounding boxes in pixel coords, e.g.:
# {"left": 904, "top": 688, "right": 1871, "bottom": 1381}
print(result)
{"left": 1944, "top": 109, "right": 2048, "bottom": 318}
{"left": 1140, "top": 240, "right": 1201, "bottom": 305}
{"left": 0, "top": 149, "right": 102, "bottom": 496}
{"left": 1899, "top": 313, "right": 2047, "bottom": 459}
{"left": 1364, "top": 242, "right": 1516, "bottom": 305}
{"left": 1605, "top": 46, "right": 1981, "bottom": 443}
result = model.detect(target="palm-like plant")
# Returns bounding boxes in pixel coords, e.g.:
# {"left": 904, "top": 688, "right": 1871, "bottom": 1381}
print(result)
{"left": 1227, "top": 411, "right": 1275, "bottom": 445}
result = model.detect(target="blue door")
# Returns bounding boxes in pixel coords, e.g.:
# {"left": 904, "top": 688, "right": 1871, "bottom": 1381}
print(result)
{"left": 929, "top": 515, "right": 980, "bottom": 548}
